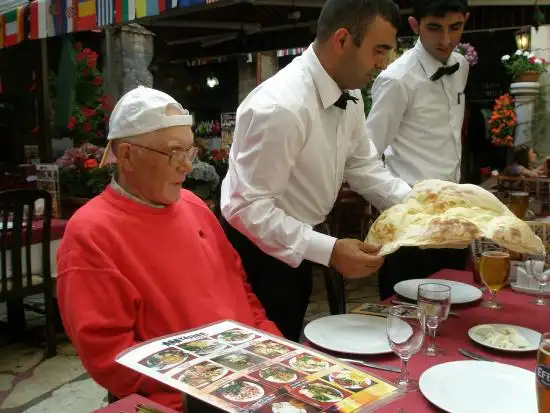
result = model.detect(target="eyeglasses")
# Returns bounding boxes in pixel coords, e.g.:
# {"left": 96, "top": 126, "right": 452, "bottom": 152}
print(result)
{"left": 128, "top": 142, "right": 198, "bottom": 167}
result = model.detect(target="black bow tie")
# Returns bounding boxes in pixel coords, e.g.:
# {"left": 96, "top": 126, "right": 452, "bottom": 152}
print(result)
{"left": 334, "top": 91, "right": 358, "bottom": 110}
{"left": 430, "top": 62, "right": 460, "bottom": 81}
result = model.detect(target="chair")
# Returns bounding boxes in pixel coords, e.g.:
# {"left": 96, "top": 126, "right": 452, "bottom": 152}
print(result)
{"left": 0, "top": 189, "right": 56, "bottom": 358}
{"left": 320, "top": 184, "right": 377, "bottom": 315}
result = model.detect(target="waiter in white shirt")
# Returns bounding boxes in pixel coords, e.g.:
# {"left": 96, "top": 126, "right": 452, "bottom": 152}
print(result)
{"left": 220, "top": 0, "right": 411, "bottom": 341}
{"left": 366, "top": 0, "right": 470, "bottom": 300}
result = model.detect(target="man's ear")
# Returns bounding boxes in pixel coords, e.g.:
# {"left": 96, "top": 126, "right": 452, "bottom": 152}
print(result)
{"left": 408, "top": 16, "right": 419, "bottom": 35}
{"left": 464, "top": 12, "right": 470, "bottom": 24}
{"left": 331, "top": 28, "right": 352, "bottom": 55}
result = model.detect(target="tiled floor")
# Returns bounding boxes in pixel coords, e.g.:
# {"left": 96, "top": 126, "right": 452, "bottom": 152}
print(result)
{"left": 0, "top": 272, "right": 380, "bottom": 412}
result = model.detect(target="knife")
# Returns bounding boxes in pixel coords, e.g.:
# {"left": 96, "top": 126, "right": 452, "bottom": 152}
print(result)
{"left": 391, "top": 299, "right": 460, "bottom": 317}
{"left": 338, "top": 357, "right": 401, "bottom": 373}
{"left": 458, "top": 348, "right": 493, "bottom": 362}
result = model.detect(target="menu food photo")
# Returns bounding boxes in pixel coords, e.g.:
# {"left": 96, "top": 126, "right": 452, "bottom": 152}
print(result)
{"left": 116, "top": 321, "right": 400, "bottom": 412}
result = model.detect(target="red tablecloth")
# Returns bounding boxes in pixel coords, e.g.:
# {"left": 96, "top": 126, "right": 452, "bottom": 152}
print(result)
{"left": 356, "top": 269, "right": 547, "bottom": 412}
{"left": 3, "top": 219, "right": 66, "bottom": 248}
{"left": 92, "top": 394, "right": 179, "bottom": 413}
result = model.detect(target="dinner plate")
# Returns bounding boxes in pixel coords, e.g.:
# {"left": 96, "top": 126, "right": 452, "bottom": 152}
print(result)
{"left": 394, "top": 279, "right": 482, "bottom": 304}
{"left": 304, "top": 314, "right": 392, "bottom": 355}
{"left": 468, "top": 324, "right": 541, "bottom": 352}
{"left": 419, "top": 361, "right": 537, "bottom": 413}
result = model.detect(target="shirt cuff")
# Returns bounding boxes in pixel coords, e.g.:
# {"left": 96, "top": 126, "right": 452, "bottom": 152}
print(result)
{"left": 303, "top": 231, "right": 337, "bottom": 267}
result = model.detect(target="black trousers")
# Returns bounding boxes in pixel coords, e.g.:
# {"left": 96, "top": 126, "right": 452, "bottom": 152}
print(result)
{"left": 378, "top": 246, "right": 468, "bottom": 301}
{"left": 220, "top": 217, "right": 313, "bottom": 342}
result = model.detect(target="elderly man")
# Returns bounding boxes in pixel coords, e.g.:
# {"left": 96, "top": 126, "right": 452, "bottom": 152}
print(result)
{"left": 56, "top": 86, "right": 280, "bottom": 411}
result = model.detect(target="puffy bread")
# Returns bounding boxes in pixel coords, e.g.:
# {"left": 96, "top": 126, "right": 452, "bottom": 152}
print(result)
{"left": 367, "top": 179, "right": 545, "bottom": 256}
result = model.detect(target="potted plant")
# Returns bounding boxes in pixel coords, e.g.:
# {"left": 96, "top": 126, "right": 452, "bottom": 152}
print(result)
{"left": 66, "top": 42, "right": 111, "bottom": 143}
{"left": 182, "top": 160, "right": 220, "bottom": 210}
{"left": 501, "top": 50, "right": 549, "bottom": 82}
{"left": 455, "top": 42, "right": 478, "bottom": 66}
{"left": 488, "top": 93, "right": 516, "bottom": 147}
{"left": 56, "top": 143, "right": 113, "bottom": 217}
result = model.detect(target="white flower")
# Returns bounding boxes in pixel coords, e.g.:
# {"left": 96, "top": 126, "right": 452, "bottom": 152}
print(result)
{"left": 501, "top": 55, "right": 510, "bottom": 61}
{"left": 524, "top": 51, "right": 531, "bottom": 57}
{"left": 515, "top": 50, "right": 523, "bottom": 55}
{"left": 535, "top": 58, "right": 542, "bottom": 64}
{"left": 528, "top": 52, "right": 535, "bottom": 58}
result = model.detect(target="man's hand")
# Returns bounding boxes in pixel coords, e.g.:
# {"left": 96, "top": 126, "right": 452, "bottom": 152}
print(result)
{"left": 329, "top": 239, "right": 384, "bottom": 279}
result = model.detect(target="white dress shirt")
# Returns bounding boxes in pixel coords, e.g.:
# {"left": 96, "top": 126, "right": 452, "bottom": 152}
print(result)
{"left": 367, "top": 40, "right": 469, "bottom": 186}
{"left": 221, "top": 45, "right": 411, "bottom": 269}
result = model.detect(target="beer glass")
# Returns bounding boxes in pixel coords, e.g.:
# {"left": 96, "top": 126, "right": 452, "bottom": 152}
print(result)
{"left": 536, "top": 332, "right": 550, "bottom": 412}
{"left": 479, "top": 250, "right": 510, "bottom": 309}
{"left": 509, "top": 191, "right": 529, "bottom": 219}
{"left": 417, "top": 283, "right": 451, "bottom": 357}
{"left": 386, "top": 305, "right": 425, "bottom": 392}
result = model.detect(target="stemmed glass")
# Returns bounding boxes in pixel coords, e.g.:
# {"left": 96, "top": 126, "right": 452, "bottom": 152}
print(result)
{"left": 386, "top": 305, "right": 425, "bottom": 392}
{"left": 479, "top": 250, "right": 511, "bottom": 309}
{"left": 417, "top": 283, "right": 451, "bottom": 357}
{"left": 525, "top": 257, "right": 550, "bottom": 306}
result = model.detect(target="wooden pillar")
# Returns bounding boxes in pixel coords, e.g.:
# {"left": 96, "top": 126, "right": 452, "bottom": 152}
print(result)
{"left": 36, "top": 38, "right": 52, "bottom": 161}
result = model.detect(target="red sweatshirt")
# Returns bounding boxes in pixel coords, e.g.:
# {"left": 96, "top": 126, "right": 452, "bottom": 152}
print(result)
{"left": 56, "top": 187, "right": 281, "bottom": 411}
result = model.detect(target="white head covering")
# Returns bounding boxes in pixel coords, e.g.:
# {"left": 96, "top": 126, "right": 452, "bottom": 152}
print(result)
{"left": 99, "top": 86, "right": 193, "bottom": 167}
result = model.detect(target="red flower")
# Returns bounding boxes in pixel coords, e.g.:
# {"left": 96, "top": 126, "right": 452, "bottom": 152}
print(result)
{"left": 92, "top": 76, "right": 103, "bottom": 87}
{"left": 82, "top": 68, "right": 90, "bottom": 76}
{"left": 74, "top": 42, "right": 83, "bottom": 52}
{"left": 82, "top": 123, "right": 92, "bottom": 133}
{"left": 67, "top": 116, "right": 77, "bottom": 130}
{"left": 84, "top": 158, "right": 98, "bottom": 169}
{"left": 81, "top": 107, "right": 95, "bottom": 118}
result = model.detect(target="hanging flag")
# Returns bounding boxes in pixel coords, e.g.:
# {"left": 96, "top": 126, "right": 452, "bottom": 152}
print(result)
{"left": 135, "top": 0, "right": 146, "bottom": 18}
{"left": 146, "top": 0, "right": 159, "bottom": 16}
{"left": 114, "top": 0, "right": 135, "bottom": 23}
{"left": 30, "top": 0, "right": 49, "bottom": 39}
{"left": 76, "top": 0, "right": 97, "bottom": 31}
{"left": 96, "top": 0, "right": 114, "bottom": 27}
{"left": 3, "top": 6, "right": 27, "bottom": 47}
{"left": 48, "top": 0, "right": 75, "bottom": 36}
{"left": 162, "top": 0, "right": 178, "bottom": 10}
{"left": 179, "top": 0, "right": 205, "bottom": 7}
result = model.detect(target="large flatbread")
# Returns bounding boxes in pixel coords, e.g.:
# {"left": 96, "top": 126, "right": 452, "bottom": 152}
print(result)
{"left": 366, "top": 179, "right": 545, "bottom": 256}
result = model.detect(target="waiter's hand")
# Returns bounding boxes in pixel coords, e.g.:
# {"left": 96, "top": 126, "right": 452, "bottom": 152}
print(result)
{"left": 329, "top": 239, "right": 384, "bottom": 278}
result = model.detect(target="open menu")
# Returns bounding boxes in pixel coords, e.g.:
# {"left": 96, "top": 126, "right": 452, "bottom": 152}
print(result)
{"left": 116, "top": 320, "right": 400, "bottom": 413}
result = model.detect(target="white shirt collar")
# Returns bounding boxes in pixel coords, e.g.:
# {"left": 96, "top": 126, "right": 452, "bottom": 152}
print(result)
{"left": 413, "top": 39, "right": 457, "bottom": 79}
{"left": 301, "top": 45, "right": 343, "bottom": 110}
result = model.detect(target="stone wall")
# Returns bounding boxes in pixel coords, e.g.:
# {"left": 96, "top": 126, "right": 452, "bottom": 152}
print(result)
{"left": 112, "top": 24, "right": 155, "bottom": 98}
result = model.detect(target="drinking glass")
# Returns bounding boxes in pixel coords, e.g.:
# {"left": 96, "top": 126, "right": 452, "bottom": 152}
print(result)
{"left": 536, "top": 333, "right": 550, "bottom": 412}
{"left": 509, "top": 191, "right": 530, "bottom": 219}
{"left": 526, "top": 258, "right": 550, "bottom": 306}
{"left": 479, "top": 250, "right": 510, "bottom": 309}
{"left": 417, "top": 283, "right": 451, "bottom": 357}
{"left": 386, "top": 305, "right": 425, "bottom": 392}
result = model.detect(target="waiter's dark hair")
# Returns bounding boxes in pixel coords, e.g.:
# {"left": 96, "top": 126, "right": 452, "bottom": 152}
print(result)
{"left": 412, "top": 0, "right": 468, "bottom": 20}
{"left": 316, "top": 0, "right": 401, "bottom": 46}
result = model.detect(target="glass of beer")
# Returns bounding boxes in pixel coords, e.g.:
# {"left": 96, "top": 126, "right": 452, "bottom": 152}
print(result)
{"left": 536, "top": 332, "right": 550, "bottom": 412}
{"left": 509, "top": 191, "right": 530, "bottom": 219}
{"left": 479, "top": 250, "right": 510, "bottom": 309}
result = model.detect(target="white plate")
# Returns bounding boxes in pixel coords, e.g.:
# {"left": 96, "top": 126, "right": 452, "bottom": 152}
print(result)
{"left": 468, "top": 324, "right": 541, "bottom": 352}
{"left": 419, "top": 361, "right": 537, "bottom": 413}
{"left": 394, "top": 278, "right": 482, "bottom": 304}
{"left": 304, "top": 314, "right": 392, "bottom": 355}
{"left": 511, "top": 282, "right": 550, "bottom": 297}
